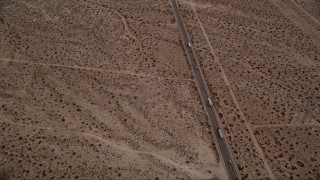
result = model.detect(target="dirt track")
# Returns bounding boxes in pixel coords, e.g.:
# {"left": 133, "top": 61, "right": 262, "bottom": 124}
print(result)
{"left": 0, "top": 0, "right": 226, "bottom": 179}
{"left": 180, "top": 0, "right": 320, "bottom": 178}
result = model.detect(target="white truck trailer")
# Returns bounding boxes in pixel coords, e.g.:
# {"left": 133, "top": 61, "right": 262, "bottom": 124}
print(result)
{"left": 208, "top": 97, "right": 213, "bottom": 106}
{"left": 218, "top": 128, "right": 224, "bottom": 139}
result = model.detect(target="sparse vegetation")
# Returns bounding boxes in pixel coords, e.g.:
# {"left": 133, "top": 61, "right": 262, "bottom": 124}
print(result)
{"left": 180, "top": 0, "right": 320, "bottom": 178}
{"left": 0, "top": 0, "right": 225, "bottom": 179}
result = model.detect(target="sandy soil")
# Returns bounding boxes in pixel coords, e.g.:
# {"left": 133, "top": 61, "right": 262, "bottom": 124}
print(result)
{"left": 179, "top": 0, "right": 320, "bottom": 179}
{"left": 0, "top": 0, "right": 226, "bottom": 179}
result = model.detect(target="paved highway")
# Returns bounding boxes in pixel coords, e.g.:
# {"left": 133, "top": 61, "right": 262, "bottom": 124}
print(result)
{"left": 170, "top": 0, "right": 241, "bottom": 179}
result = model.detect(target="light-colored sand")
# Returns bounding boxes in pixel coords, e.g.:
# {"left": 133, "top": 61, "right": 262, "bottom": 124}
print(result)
{"left": 0, "top": 0, "right": 226, "bottom": 179}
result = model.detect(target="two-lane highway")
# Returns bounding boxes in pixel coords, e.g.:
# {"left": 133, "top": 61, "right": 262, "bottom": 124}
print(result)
{"left": 170, "top": 0, "right": 241, "bottom": 179}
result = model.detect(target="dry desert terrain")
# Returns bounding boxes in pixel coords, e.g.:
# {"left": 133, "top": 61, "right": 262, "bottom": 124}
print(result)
{"left": 179, "top": 0, "right": 320, "bottom": 179}
{"left": 0, "top": 0, "right": 226, "bottom": 179}
{"left": 1, "top": 0, "right": 320, "bottom": 179}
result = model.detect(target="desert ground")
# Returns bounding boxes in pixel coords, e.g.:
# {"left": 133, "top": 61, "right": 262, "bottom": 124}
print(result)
{"left": 179, "top": 0, "right": 320, "bottom": 179}
{"left": 0, "top": 0, "right": 227, "bottom": 179}
{"left": 1, "top": 0, "right": 320, "bottom": 179}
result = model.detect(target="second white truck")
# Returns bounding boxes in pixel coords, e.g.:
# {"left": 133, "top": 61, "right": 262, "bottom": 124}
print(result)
{"left": 208, "top": 97, "right": 213, "bottom": 106}
{"left": 218, "top": 128, "right": 224, "bottom": 139}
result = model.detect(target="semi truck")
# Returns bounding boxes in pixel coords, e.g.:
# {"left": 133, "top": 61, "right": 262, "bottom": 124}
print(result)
{"left": 218, "top": 128, "right": 224, "bottom": 139}
{"left": 208, "top": 97, "right": 213, "bottom": 106}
